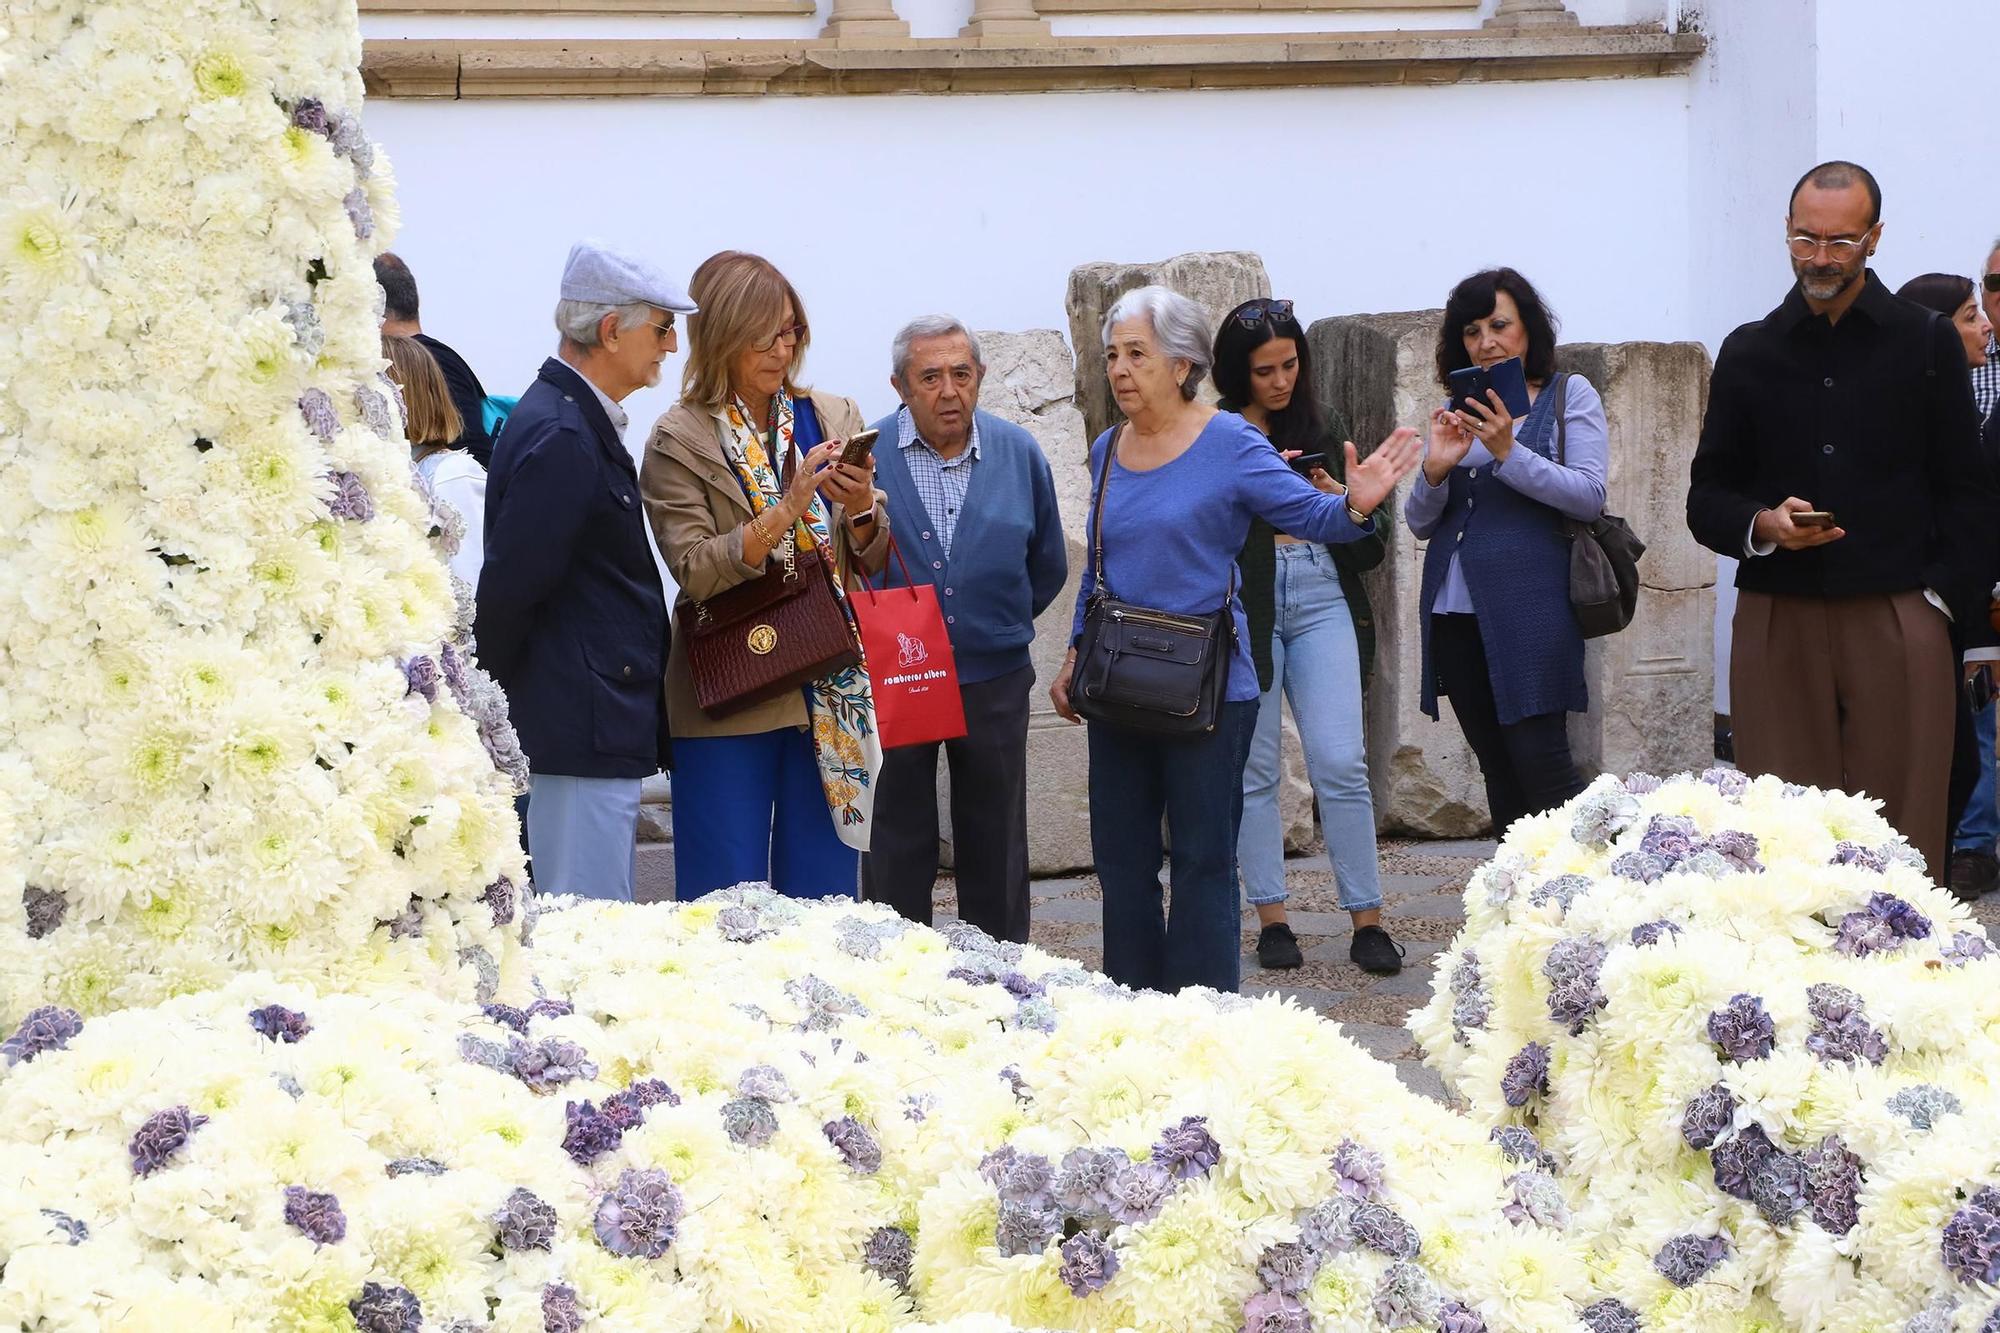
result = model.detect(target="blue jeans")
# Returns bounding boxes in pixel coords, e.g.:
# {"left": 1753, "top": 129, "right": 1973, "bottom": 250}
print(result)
{"left": 1238, "top": 545, "right": 1383, "bottom": 911}
{"left": 1955, "top": 700, "right": 1999, "bottom": 853}
{"left": 669, "top": 727, "right": 858, "bottom": 900}
{"left": 526, "top": 774, "right": 641, "bottom": 900}
{"left": 1086, "top": 699, "right": 1257, "bottom": 994}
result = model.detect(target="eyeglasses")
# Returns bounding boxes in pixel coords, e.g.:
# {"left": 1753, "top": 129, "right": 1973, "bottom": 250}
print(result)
{"left": 1235, "top": 299, "right": 1295, "bottom": 329}
{"left": 753, "top": 323, "right": 807, "bottom": 353}
{"left": 1984, "top": 273, "right": 2000, "bottom": 293}
{"left": 1786, "top": 231, "right": 1873, "bottom": 261}
{"left": 645, "top": 317, "right": 675, "bottom": 339}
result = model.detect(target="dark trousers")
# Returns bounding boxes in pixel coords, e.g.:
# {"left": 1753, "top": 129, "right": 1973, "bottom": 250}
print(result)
{"left": 1085, "top": 698, "right": 1257, "bottom": 995}
{"left": 862, "top": 666, "right": 1033, "bottom": 943}
{"left": 1432, "top": 613, "right": 1585, "bottom": 836}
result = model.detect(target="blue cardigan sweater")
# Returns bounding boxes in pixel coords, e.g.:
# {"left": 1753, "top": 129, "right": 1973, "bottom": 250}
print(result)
{"left": 867, "top": 408, "right": 1069, "bottom": 684}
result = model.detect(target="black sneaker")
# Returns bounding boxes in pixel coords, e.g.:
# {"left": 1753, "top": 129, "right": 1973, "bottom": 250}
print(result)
{"left": 1947, "top": 850, "right": 1999, "bottom": 903}
{"left": 1255, "top": 922, "right": 1304, "bottom": 971}
{"left": 1350, "top": 924, "right": 1405, "bottom": 975}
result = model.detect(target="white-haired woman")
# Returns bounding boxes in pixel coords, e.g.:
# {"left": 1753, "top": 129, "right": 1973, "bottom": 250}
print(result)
{"left": 1051, "top": 285, "right": 1422, "bottom": 994}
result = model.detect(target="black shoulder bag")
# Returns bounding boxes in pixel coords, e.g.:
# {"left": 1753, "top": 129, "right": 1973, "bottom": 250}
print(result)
{"left": 1072, "top": 426, "right": 1235, "bottom": 733}
{"left": 1549, "top": 373, "right": 1647, "bottom": 639}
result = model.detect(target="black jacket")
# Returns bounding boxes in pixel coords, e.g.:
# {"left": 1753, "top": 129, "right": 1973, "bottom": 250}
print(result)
{"left": 413, "top": 332, "right": 494, "bottom": 468}
{"left": 475, "top": 359, "right": 670, "bottom": 777}
{"left": 1687, "top": 273, "right": 1994, "bottom": 630}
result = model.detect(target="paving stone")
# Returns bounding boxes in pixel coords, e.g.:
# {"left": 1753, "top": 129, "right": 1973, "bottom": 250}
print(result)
{"left": 1393, "top": 1060, "right": 1449, "bottom": 1102}
{"left": 1369, "top": 969, "right": 1437, "bottom": 998}
{"left": 1418, "top": 839, "right": 1499, "bottom": 859}
{"left": 1032, "top": 877, "right": 1091, "bottom": 900}
{"left": 634, "top": 843, "right": 675, "bottom": 905}
{"left": 1378, "top": 872, "right": 1456, "bottom": 898}
{"left": 1031, "top": 897, "right": 1102, "bottom": 925}
{"left": 1333, "top": 1021, "right": 1415, "bottom": 1063}
{"left": 1395, "top": 893, "right": 1473, "bottom": 919}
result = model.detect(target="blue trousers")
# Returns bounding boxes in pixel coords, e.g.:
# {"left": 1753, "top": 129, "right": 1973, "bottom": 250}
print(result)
{"left": 670, "top": 727, "right": 858, "bottom": 900}
{"left": 1955, "top": 700, "right": 1999, "bottom": 853}
{"left": 1086, "top": 699, "right": 1257, "bottom": 994}
{"left": 526, "top": 773, "right": 640, "bottom": 901}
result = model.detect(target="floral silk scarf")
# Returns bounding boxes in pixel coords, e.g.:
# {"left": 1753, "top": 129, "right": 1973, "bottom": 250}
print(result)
{"left": 720, "top": 389, "right": 881, "bottom": 853}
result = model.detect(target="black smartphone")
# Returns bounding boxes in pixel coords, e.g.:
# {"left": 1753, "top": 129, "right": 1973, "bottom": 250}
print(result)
{"left": 1447, "top": 356, "right": 1532, "bottom": 419}
{"left": 1288, "top": 451, "right": 1329, "bottom": 475}
{"left": 838, "top": 429, "right": 880, "bottom": 468}
{"left": 1792, "top": 510, "right": 1836, "bottom": 529}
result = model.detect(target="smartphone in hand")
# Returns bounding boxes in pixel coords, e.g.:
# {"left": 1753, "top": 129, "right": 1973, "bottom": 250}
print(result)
{"left": 1447, "top": 357, "right": 1532, "bottom": 419}
{"left": 1288, "top": 451, "right": 1329, "bottom": 475}
{"left": 838, "top": 429, "right": 880, "bottom": 469}
{"left": 1792, "top": 510, "right": 1836, "bottom": 530}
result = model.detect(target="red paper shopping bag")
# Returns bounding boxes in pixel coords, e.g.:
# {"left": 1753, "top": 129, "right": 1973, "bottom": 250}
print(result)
{"left": 850, "top": 538, "right": 968, "bottom": 749}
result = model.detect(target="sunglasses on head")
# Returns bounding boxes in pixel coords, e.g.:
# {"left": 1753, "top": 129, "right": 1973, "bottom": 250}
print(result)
{"left": 1985, "top": 273, "right": 2000, "bottom": 293}
{"left": 1235, "top": 299, "right": 1295, "bottom": 329}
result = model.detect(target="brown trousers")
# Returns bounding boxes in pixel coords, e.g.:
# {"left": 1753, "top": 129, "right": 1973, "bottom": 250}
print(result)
{"left": 1731, "top": 589, "right": 1955, "bottom": 876}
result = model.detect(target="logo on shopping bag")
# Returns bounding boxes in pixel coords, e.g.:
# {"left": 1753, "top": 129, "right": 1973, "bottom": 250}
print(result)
{"left": 896, "top": 632, "right": 928, "bottom": 668}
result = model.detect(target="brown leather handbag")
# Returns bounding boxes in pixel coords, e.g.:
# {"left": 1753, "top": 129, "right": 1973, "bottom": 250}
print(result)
{"left": 677, "top": 443, "right": 860, "bottom": 719}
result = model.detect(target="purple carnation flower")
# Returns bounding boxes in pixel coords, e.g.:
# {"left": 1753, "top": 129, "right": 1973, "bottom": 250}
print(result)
{"left": 483, "top": 1003, "right": 532, "bottom": 1034}
{"left": 864, "top": 1225, "right": 914, "bottom": 1291}
{"left": 1715, "top": 1125, "right": 1807, "bottom": 1225}
{"left": 494, "top": 1187, "right": 559, "bottom": 1252}
{"left": 458, "top": 1032, "right": 513, "bottom": 1074}
{"left": 129, "top": 1106, "right": 207, "bottom": 1176}
{"left": 1710, "top": 1123, "right": 1777, "bottom": 1200}
{"left": 440, "top": 642, "right": 471, "bottom": 700}
{"left": 1888, "top": 1085, "right": 1963, "bottom": 1131}
{"left": 1373, "top": 1261, "right": 1441, "bottom": 1328}
{"left": 1944, "top": 931, "right": 1993, "bottom": 965}
{"left": 1256, "top": 1241, "right": 1318, "bottom": 1295}
{"left": 994, "top": 1199, "right": 1062, "bottom": 1257}
{"left": 1707, "top": 994, "right": 1776, "bottom": 1062}
{"left": 1654, "top": 1233, "right": 1728, "bottom": 1287}
{"left": 1983, "top": 1303, "right": 2000, "bottom": 1333}
{"left": 23, "top": 885, "right": 67, "bottom": 938}
{"left": 40, "top": 1210, "right": 88, "bottom": 1245}
{"left": 1608, "top": 851, "right": 1666, "bottom": 884}
{"left": 1570, "top": 787, "right": 1640, "bottom": 848}
{"left": 1449, "top": 952, "right": 1491, "bottom": 1044}
{"left": 1152, "top": 1116, "right": 1222, "bottom": 1180}
{"left": 1501, "top": 1042, "right": 1550, "bottom": 1108}
{"left": 1904, "top": 1295, "right": 1959, "bottom": 1333}
{"left": 1834, "top": 892, "right": 1934, "bottom": 957}
{"left": 1332, "top": 1138, "right": 1387, "bottom": 1200}
{"left": 721, "top": 1097, "right": 780, "bottom": 1148}
{"left": 1529, "top": 874, "right": 1593, "bottom": 912}
{"left": 282, "top": 1186, "right": 346, "bottom": 1245}
{"left": 3, "top": 1006, "right": 83, "bottom": 1066}
{"left": 1240, "top": 1291, "right": 1310, "bottom": 1333}
{"left": 1054, "top": 1146, "right": 1123, "bottom": 1221}
{"left": 298, "top": 388, "right": 340, "bottom": 442}
{"left": 1503, "top": 1170, "right": 1569, "bottom": 1229}
{"left": 1440, "top": 1300, "right": 1490, "bottom": 1333}
{"left": 1802, "top": 1135, "right": 1863, "bottom": 1235}
{"left": 248, "top": 1004, "right": 312, "bottom": 1044}
{"left": 822, "top": 1117, "right": 881, "bottom": 1174}
{"left": 592, "top": 1168, "right": 683, "bottom": 1259}
{"left": 1580, "top": 1298, "right": 1641, "bottom": 1333}
{"left": 510, "top": 1037, "right": 597, "bottom": 1093}
{"left": 1490, "top": 1125, "right": 1557, "bottom": 1173}
{"left": 1300, "top": 1196, "right": 1359, "bottom": 1256}
{"left": 1544, "top": 937, "right": 1609, "bottom": 1035}
{"left": 609, "top": 1077, "right": 676, "bottom": 1111}
{"left": 1700, "top": 766, "right": 1751, "bottom": 797}
{"left": 479, "top": 875, "right": 518, "bottom": 928}
{"left": 1806, "top": 983, "right": 1889, "bottom": 1067}
{"left": 349, "top": 1282, "right": 421, "bottom": 1333}
{"left": 1703, "top": 829, "right": 1763, "bottom": 872}
{"left": 541, "top": 1283, "right": 583, "bottom": 1333}
{"left": 981, "top": 1147, "right": 1056, "bottom": 1207}
{"left": 385, "top": 1157, "right": 448, "bottom": 1177}
{"left": 402, "top": 655, "right": 440, "bottom": 703}
{"left": 1352, "top": 1202, "right": 1421, "bottom": 1259}
{"left": 1831, "top": 841, "right": 1889, "bottom": 872}
{"left": 1624, "top": 772, "right": 1664, "bottom": 794}
{"left": 562, "top": 1101, "right": 627, "bottom": 1165}
{"left": 1104, "top": 1159, "right": 1175, "bottom": 1225}
{"left": 326, "top": 470, "right": 374, "bottom": 521}
{"left": 343, "top": 187, "right": 375, "bottom": 241}
{"left": 1630, "top": 919, "right": 1682, "bottom": 947}
{"left": 736, "top": 1065, "right": 792, "bottom": 1103}
{"left": 1640, "top": 813, "right": 1701, "bottom": 866}
{"left": 1681, "top": 1083, "right": 1738, "bottom": 1151}
{"left": 291, "top": 98, "right": 331, "bottom": 135}
{"left": 1051, "top": 1231, "right": 1118, "bottom": 1297}
{"left": 1943, "top": 1187, "right": 2000, "bottom": 1286}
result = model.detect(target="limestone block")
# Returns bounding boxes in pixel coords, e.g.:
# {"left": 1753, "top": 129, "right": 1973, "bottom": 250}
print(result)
{"left": 1064, "top": 253, "right": 1271, "bottom": 445}
{"left": 1310, "top": 310, "right": 1490, "bottom": 837}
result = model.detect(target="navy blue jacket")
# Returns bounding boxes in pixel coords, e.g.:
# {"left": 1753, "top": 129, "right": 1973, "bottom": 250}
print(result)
{"left": 868, "top": 408, "right": 1068, "bottom": 683}
{"left": 476, "top": 358, "right": 669, "bottom": 778}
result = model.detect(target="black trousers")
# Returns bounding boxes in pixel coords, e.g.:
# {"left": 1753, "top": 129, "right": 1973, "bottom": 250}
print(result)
{"left": 1431, "top": 613, "right": 1586, "bottom": 836}
{"left": 862, "top": 664, "right": 1033, "bottom": 943}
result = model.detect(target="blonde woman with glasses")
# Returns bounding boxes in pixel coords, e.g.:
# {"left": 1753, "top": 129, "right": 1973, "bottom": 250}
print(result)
{"left": 641, "top": 251, "right": 891, "bottom": 900}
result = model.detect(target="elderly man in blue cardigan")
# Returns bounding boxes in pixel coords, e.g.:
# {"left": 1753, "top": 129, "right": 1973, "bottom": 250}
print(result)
{"left": 859, "top": 316, "right": 1068, "bottom": 942}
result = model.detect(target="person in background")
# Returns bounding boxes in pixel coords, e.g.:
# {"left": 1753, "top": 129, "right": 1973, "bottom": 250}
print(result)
{"left": 376, "top": 253, "right": 496, "bottom": 468}
{"left": 1050, "top": 285, "right": 1420, "bottom": 996}
{"left": 1896, "top": 271, "right": 1998, "bottom": 899}
{"left": 860, "top": 315, "right": 1067, "bottom": 944}
{"left": 642, "top": 251, "right": 891, "bottom": 901}
{"left": 476, "top": 240, "right": 688, "bottom": 901}
{"left": 1213, "top": 298, "right": 1401, "bottom": 976}
{"left": 1687, "top": 161, "right": 1992, "bottom": 879}
{"left": 384, "top": 333, "right": 485, "bottom": 589}
{"left": 1977, "top": 240, "right": 2000, "bottom": 430}
{"left": 1406, "top": 268, "right": 1606, "bottom": 838}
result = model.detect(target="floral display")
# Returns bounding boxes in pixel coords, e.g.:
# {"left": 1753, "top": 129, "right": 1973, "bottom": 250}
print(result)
{"left": 1413, "top": 771, "right": 2000, "bottom": 1331}
{"left": 0, "top": 0, "right": 530, "bottom": 1023}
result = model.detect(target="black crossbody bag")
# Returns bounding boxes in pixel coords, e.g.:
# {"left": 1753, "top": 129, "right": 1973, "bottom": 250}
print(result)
{"left": 1072, "top": 425, "right": 1235, "bottom": 734}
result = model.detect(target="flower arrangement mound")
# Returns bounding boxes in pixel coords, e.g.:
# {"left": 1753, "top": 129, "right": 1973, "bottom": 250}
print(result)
{"left": 0, "top": 0, "right": 530, "bottom": 1027}
{"left": 0, "top": 888, "right": 1606, "bottom": 1332}
{"left": 1413, "top": 770, "right": 2000, "bottom": 1331}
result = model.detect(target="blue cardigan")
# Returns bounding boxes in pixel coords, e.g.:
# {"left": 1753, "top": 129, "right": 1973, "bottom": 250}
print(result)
{"left": 867, "top": 408, "right": 1068, "bottom": 684}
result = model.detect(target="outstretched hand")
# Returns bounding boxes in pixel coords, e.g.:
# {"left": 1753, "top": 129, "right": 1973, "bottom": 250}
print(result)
{"left": 1342, "top": 428, "right": 1423, "bottom": 517}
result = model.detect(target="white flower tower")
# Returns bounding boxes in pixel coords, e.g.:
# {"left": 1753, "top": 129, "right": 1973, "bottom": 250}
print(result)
{"left": 0, "top": 0, "right": 528, "bottom": 1021}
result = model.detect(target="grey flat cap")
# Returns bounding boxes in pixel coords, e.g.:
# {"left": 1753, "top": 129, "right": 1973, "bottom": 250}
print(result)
{"left": 559, "top": 239, "right": 697, "bottom": 313}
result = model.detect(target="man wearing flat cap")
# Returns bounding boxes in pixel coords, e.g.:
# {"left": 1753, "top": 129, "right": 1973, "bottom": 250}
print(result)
{"left": 476, "top": 240, "right": 692, "bottom": 900}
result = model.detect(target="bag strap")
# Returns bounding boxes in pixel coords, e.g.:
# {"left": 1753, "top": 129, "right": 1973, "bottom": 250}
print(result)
{"left": 1549, "top": 372, "right": 1571, "bottom": 467}
{"left": 1088, "top": 423, "right": 1119, "bottom": 599}
{"left": 854, "top": 531, "right": 919, "bottom": 600}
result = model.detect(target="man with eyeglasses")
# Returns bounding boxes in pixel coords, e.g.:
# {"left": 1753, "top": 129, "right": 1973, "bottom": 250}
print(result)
{"left": 1688, "top": 161, "right": 1993, "bottom": 879}
{"left": 476, "top": 239, "right": 695, "bottom": 901}
{"left": 1977, "top": 241, "right": 2000, "bottom": 430}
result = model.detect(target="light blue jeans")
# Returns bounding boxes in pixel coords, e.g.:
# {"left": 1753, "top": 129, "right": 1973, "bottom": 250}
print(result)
{"left": 526, "top": 773, "right": 641, "bottom": 901}
{"left": 1238, "top": 544, "right": 1383, "bottom": 911}
{"left": 1955, "top": 700, "right": 1999, "bottom": 853}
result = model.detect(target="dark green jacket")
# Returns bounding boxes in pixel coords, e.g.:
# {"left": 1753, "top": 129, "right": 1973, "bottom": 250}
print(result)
{"left": 1231, "top": 402, "right": 1390, "bottom": 694}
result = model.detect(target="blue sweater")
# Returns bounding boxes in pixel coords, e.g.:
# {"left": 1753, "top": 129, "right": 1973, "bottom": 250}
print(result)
{"left": 868, "top": 408, "right": 1068, "bottom": 684}
{"left": 1072, "top": 412, "right": 1376, "bottom": 703}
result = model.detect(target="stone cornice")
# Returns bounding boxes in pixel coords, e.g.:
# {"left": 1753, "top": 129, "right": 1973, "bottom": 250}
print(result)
{"left": 360, "top": 25, "right": 1705, "bottom": 98}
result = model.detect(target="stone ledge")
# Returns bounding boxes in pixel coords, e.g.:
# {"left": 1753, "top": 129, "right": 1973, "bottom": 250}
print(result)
{"left": 360, "top": 25, "right": 1705, "bottom": 98}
